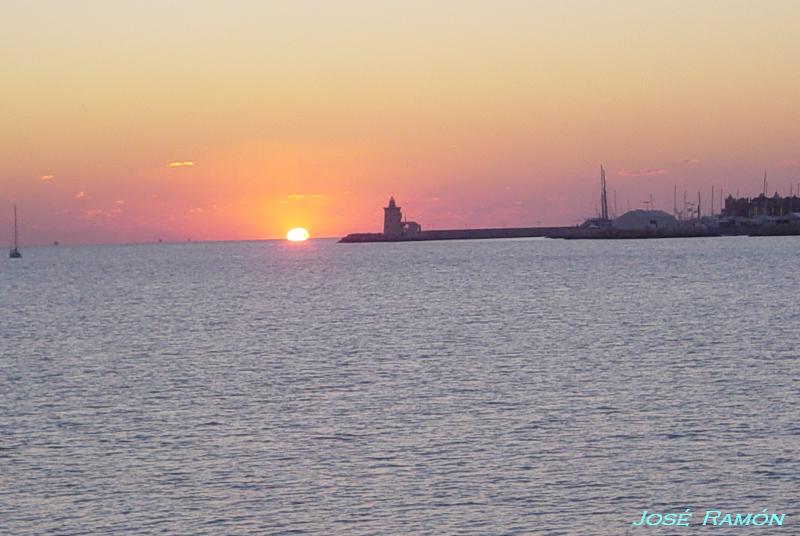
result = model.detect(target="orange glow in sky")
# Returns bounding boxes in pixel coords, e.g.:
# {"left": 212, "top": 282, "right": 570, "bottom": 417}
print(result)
{"left": 3, "top": 1, "right": 800, "bottom": 244}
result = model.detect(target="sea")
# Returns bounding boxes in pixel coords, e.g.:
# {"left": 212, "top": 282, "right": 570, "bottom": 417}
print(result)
{"left": 2, "top": 236, "right": 798, "bottom": 535}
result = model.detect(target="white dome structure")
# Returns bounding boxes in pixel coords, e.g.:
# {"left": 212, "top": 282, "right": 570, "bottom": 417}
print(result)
{"left": 612, "top": 209, "right": 679, "bottom": 230}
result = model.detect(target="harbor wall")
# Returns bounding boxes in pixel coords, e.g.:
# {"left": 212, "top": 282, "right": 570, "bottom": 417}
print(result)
{"left": 339, "top": 226, "right": 569, "bottom": 243}
{"left": 339, "top": 222, "right": 800, "bottom": 243}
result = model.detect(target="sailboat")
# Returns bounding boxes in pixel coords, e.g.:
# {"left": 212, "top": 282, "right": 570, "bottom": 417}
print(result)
{"left": 9, "top": 204, "right": 21, "bottom": 258}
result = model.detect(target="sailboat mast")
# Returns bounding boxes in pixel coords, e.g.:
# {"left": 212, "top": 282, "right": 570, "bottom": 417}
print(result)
{"left": 8, "top": 204, "right": 22, "bottom": 258}
{"left": 13, "top": 204, "right": 18, "bottom": 249}
{"left": 600, "top": 165, "right": 609, "bottom": 221}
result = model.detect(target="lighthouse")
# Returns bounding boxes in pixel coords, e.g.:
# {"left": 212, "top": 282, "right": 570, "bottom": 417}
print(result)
{"left": 381, "top": 196, "right": 422, "bottom": 239}
{"left": 383, "top": 197, "right": 404, "bottom": 237}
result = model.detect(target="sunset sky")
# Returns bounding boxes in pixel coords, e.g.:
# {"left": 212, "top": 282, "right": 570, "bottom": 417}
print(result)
{"left": 3, "top": 0, "right": 800, "bottom": 244}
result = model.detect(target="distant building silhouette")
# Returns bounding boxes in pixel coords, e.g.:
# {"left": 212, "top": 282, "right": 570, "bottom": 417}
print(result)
{"left": 383, "top": 197, "right": 421, "bottom": 238}
{"left": 723, "top": 193, "right": 800, "bottom": 218}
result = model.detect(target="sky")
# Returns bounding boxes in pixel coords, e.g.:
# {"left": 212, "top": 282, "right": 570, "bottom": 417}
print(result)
{"left": 3, "top": 0, "right": 800, "bottom": 244}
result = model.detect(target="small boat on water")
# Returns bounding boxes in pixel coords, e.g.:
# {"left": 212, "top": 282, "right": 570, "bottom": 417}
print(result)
{"left": 9, "top": 204, "right": 21, "bottom": 259}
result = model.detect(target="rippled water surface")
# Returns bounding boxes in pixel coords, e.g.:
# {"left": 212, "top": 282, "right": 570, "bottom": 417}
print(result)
{"left": 2, "top": 237, "right": 799, "bottom": 534}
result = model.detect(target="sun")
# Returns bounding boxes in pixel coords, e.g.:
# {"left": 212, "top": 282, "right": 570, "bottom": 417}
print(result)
{"left": 286, "top": 227, "right": 310, "bottom": 242}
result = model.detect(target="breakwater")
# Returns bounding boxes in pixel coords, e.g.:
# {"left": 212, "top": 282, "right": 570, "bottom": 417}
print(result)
{"left": 339, "top": 226, "right": 570, "bottom": 243}
{"left": 550, "top": 228, "right": 721, "bottom": 240}
{"left": 339, "top": 225, "right": 800, "bottom": 242}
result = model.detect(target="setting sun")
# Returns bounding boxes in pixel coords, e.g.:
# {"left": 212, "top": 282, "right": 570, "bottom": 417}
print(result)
{"left": 286, "top": 227, "right": 310, "bottom": 242}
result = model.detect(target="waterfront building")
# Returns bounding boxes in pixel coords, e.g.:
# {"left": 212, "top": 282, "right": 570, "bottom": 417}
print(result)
{"left": 723, "top": 193, "right": 800, "bottom": 218}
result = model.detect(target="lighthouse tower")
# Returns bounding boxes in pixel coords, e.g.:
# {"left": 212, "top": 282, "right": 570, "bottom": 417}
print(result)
{"left": 383, "top": 197, "right": 403, "bottom": 237}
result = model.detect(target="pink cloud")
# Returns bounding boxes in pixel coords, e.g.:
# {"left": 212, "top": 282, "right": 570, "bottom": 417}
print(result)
{"left": 778, "top": 159, "right": 800, "bottom": 168}
{"left": 81, "top": 207, "right": 123, "bottom": 220}
{"left": 40, "top": 174, "right": 55, "bottom": 181}
{"left": 617, "top": 168, "right": 668, "bottom": 177}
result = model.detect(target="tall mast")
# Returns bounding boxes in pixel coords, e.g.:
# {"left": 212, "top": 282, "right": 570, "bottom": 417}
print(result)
{"left": 711, "top": 185, "right": 715, "bottom": 215}
{"left": 697, "top": 191, "right": 701, "bottom": 219}
{"left": 673, "top": 185, "right": 677, "bottom": 218}
{"left": 683, "top": 190, "right": 687, "bottom": 220}
{"left": 600, "top": 165, "right": 609, "bottom": 221}
{"left": 13, "top": 204, "right": 18, "bottom": 249}
{"left": 613, "top": 190, "right": 618, "bottom": 218}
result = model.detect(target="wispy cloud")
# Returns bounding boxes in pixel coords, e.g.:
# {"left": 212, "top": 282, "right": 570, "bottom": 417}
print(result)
{"left": 286, "top": 193, "right": 324, "bottom": 200}
{"left": 75, "top": 191, "right": 86, "bottom": 199}
{"left": 168, "top": 161, "right": 195, "bottom": 168}
{"left": 40, "top": 174, "right": 55, "bottom": 181}
{"left": 618, "top": 168, "right": 668, "bottom": 177}
{"left": 778, "top": 159, "right": 800, "bottom": 168}
{"left": 81, "top": 209, "right": 103, "bottom": 219}
{"left": 80, "top": 207, "right": 123, "bottom": 221}
{"left": 188, "top": 202, "right": 239, "bottom": 214}
{"left": 682, "top": 158, "right": 701, "bottom": 165}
